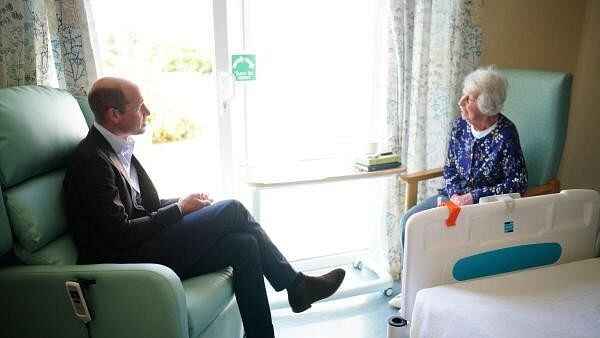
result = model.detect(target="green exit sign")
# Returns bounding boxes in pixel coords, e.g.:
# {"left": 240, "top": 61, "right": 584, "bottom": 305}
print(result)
{"left": 231, "top": 54, "right": 256, "bottom": 81}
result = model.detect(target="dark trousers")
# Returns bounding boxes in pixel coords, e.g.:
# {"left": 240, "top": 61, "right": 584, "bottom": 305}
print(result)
{"left": 138, "top": 199, "right": 297, "bottom": 338}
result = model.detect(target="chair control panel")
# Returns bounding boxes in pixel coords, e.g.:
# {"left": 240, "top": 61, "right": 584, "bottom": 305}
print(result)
{"left": 65, "top": 281, "right": 92, "bottom": 323}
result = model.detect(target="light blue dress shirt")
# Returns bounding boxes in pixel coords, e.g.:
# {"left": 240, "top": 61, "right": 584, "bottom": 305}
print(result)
{"left": 94, "top": 122, "right": 141, "bottom": 197}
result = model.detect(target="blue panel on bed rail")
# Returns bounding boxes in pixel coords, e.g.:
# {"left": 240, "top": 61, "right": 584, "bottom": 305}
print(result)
{"left": 452, "top": 243, "right": 561, "bottom": 281}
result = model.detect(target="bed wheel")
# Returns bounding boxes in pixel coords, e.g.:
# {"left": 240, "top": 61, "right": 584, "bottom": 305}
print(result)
{"left": 384, "top": 288, "right": 393, "bottom": 297}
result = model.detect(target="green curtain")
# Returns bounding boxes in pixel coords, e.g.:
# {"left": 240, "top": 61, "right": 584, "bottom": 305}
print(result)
{"left": 378, "top": 0, "right": 482, "bottom": 279}
{"left": 0, "top": 0, "right": 96, "bottom": 94}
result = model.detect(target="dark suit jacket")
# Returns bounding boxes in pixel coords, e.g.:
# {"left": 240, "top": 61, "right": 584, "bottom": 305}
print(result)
{"left": 63, "top": 126, "right": 182, "bottom": 264}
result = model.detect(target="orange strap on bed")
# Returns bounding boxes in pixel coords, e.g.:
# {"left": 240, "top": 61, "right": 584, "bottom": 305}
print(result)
{"left": 440, "top": 201, "right": 461, "bottom": 227}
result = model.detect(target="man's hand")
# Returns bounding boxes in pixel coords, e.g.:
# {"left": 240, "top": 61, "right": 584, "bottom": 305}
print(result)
{"left": 179, "top": 193, "right": 214, "bottom": 215}
{"left": 450, "top": 193, "right": 473, "bottom": 206}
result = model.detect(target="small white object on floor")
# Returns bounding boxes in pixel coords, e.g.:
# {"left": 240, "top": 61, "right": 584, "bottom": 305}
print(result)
{"left": 388, "top": 294, "right": 402, "bottom": 309}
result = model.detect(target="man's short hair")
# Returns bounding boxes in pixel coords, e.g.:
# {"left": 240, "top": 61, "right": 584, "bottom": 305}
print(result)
{"left": 88, "top": 86, "right": 127, "bottom": 123}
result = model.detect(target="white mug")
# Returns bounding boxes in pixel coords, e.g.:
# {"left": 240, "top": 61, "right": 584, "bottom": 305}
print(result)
{"left": 365, "top": 141, "right": 378, "bottom": 155}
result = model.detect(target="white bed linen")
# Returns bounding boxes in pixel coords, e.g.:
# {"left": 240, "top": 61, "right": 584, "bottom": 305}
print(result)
{"left": 410, "top": 258, "right": 600, "bottom": 338}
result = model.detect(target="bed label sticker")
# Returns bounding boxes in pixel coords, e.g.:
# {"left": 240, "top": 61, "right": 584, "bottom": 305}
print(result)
{"left": 504, "top": 220, "right": 514, "bottom": 233}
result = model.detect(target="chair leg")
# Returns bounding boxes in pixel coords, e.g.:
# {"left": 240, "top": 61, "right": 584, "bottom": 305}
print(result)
{"left": 405, "top": 181, "right": 419, "bottom": 211}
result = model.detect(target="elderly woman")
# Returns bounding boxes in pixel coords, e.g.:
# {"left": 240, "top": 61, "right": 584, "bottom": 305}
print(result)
{"left": 390, "top": 66, "right": 528, "bottom": 308}
{"left": 403, "top": 66, "right": 526, "bottom": 268}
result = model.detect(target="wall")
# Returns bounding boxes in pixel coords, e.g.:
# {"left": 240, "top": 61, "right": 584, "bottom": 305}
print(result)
{"left": 480, "top": 0, "right": 600, "bottom": 192}
{"left": 559, "top": 1, "right": 600, "bottom": 191}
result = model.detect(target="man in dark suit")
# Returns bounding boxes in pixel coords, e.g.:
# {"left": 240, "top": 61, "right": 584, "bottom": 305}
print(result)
{"left": 63, "top": 77, "right": 345, "bottom": 338}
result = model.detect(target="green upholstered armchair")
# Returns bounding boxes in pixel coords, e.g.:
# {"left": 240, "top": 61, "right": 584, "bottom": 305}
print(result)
{"left": 400, "top": 69, "right": 573, "bottom": 210}
{"left": 0, "top": 86, "right": 243, "bottom": 338}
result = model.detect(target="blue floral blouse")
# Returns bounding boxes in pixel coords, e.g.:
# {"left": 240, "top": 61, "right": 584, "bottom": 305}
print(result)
{"left": 442, "top": 114, "right": 528, "bottom": 203}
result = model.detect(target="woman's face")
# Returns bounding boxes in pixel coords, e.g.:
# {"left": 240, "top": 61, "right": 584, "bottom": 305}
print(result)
{"left": 458, "top": 89, "right": 482, "bottom": 124}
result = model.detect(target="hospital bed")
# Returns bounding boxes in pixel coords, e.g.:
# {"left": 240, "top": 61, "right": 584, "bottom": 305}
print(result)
{"left": 400, "top": 189, "right": 600, "bottom": 337}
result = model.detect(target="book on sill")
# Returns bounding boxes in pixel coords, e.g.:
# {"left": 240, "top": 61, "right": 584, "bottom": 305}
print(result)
{"left": 355, "top": 153, "right": 400, "bottom": 166}
{"left": 353, "top": 161, "right": 401, "bottom": 172}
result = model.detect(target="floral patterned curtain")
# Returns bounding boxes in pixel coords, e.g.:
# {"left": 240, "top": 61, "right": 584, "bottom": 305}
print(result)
{"left": 0, "top": 0, "right": 96, "bottom": 94}
{"left": 377, "top": 0, "right": 482, "bottom": 279}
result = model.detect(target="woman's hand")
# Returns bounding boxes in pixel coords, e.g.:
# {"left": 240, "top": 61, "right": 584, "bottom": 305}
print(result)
{"left": 450, "top": 193, "right": 473, "bottom": 206}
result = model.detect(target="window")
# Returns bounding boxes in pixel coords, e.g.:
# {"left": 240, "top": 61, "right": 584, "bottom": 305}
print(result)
{"left": 227, "top": 0, "right": 387, "bottom": 165}
{"left": 227, "top": 0, "right": 388, "bottom": 260}
{"left": 90, "top": 0, "right": 388, "bottom": 261}
{"left": 90, "top": 0, "right": 220, "bottom": 198}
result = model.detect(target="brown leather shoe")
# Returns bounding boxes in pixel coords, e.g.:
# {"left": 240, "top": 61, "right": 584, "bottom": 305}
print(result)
{"left": 287, "top": 268, "right": 346, "bottom": 313}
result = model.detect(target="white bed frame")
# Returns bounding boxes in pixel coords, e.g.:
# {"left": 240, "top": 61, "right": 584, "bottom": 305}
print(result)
{"left": 400, "top": 189, "right": 600, "bottom": 322}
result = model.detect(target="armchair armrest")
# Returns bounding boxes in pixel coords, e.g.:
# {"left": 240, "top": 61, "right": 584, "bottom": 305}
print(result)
{"left": 399, "top": 169, "right": 561, "bottom": 210}
{"left": 400, "top": 167, "right": 443, "bottom": 210}
{"left": 0, "top": 263, "right": 189, "bottom": 338}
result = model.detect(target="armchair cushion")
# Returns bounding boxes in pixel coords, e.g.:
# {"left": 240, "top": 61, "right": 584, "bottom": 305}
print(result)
{"left": 5, "top": 169, "right": 68, "bottom": 252}
{"left": 0, "top": 86, "right": 88, "bottom": 188}
{"left": 14, "top": 235, "right": 77, "bottom": 265}
{"left": 502, "top": 69, "right": 572, "bottom": 187}
{"left": 183, "top": 268, "right": 235, "bottom": 337}
{"left": 74, "top": 94, "right": 96, "bottom": 127}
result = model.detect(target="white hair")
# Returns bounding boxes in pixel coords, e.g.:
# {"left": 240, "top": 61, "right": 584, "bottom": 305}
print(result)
{"left": 463, "top": 65, "right": 508, "bottom": 116}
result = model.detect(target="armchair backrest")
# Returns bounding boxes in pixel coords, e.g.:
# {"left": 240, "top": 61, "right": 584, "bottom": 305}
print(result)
{"left": 0, "top": 85, "right": 93, "bottom": 265}
{"left": 501, "top": 69, "right": 572, "bottom": 190}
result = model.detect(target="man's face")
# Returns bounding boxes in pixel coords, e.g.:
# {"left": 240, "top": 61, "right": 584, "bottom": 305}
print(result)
{"left": 116, "top": 83, "right": 150, "bottom": 136}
